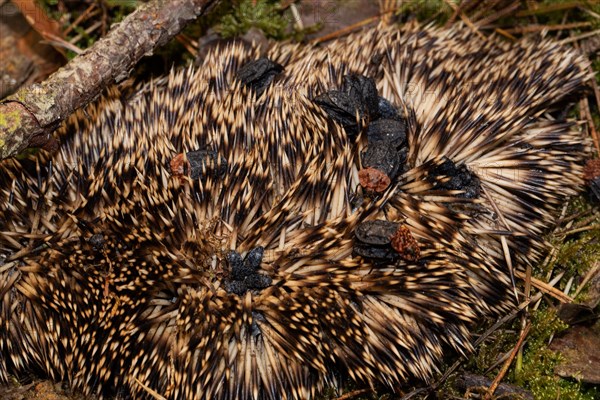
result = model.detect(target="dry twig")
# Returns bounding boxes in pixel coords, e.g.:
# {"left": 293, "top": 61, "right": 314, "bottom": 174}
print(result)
{"left": 515, "top": 271, "right": 573, "bottom": 303}
{"left": 311, "top": 8, "right": 399, "bottom": 44}
{"left": 580, "top": 93, "right": 600, "bottom": 155}
{"left": 134, "top": 378, "right": 168, "bottom": 400}
{"left": 504, "top": 21, "right": 592, "bottom": 34}
{"left": 443, "top": 0, "right": 486, "bottom": 40}
{"left": 560, "top": 29, "right": 600, "bottom": 44}
{"left": 335, "top": 389, "right": 373, "bottom": 400}
{"left": 515, "top": 1, "right": 581, "bottom": 17}
{"left": 483, "top": 322, "right": 532, "bottom": 400}
{"left": 399, "top": 293, "right": 544, "bottom": 400}
{"left": 0, "top": 0, "right": 219, "bottom": 160}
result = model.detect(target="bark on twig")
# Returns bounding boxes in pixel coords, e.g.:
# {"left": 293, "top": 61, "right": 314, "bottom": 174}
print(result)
{"left": 456, "top": 373, "right": 534, "bottom": 400}
{"left": 0, "top": 0, "right": 218, "bottom": 160}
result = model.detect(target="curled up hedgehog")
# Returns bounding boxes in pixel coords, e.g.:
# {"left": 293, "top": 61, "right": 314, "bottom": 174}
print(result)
{"left": 0, "top": 22, "right": 593, "bottom": 399}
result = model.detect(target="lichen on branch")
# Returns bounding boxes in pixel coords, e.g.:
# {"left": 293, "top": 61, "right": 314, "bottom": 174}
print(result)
{"left": 0, "top": 0, "right": 218, "bottom": 160}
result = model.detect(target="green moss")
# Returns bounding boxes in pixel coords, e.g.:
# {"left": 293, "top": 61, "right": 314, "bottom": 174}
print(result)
{"left": 35, "top": 0, "right": 137, "bottom": 53}
{"left": 398, "top": 0, "right": 453, "bottom": 23}
{"left": 512, "top": 310, "right": 598, "bottom": 400}
{"left": 72, "top": 26, "right": 96, "bottom": 48}
{"left": 106, "top": 0, "right": 139, "bottom": 24}
{"left": 540, "top": 197, "right": 600, "bottom": 298}
{"left": 513, "top": 0, "right": 600, "bottom": 29}
{"left": 515, "top": 197, "right": 600, "bottom": 397}
{"left": 0, "top": 109, "right": 21, "bottom": 132}
{"left": 468, "top": 328, "right": 516, "bottom": 373}
{"left": 593, "top": 59, "right": 600, "bottom": 88}
{"left": 468, "top": 308, "right": 598, "bottom": 400}
{"left": 218, "top": 0, "right": 289, "bottom": 39}
{"left": 554, "top": 231, "right": 600, "bottom": 275}
{"left": 14, "top": 148, "right": 40, "bottom": 159}
{"left": 104, "top": 0, "right": 138, "bottom": 9}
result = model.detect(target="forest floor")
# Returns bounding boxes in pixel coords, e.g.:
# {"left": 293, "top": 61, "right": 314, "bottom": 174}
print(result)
{"left": 1, "top": 1, "right": 599, "bottom": 399}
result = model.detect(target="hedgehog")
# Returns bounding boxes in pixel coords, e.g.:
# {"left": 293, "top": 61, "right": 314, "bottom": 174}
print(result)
{"left": 0, "top": 22, "right": 592, "bottom": 399}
